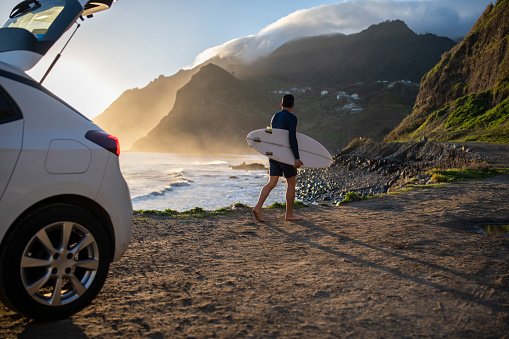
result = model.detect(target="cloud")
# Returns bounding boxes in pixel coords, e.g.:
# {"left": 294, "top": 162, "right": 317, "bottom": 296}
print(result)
{"left": 192, "top": 0, "right": 492, "bottom": 67}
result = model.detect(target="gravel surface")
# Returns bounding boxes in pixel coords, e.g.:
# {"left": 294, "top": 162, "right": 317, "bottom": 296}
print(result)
{"left": 297, "top": 141, "right": 509, "bottom": 204}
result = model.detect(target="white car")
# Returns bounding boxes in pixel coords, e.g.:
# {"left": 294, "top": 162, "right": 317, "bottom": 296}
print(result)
{"left": 0, "top": 0, "right": 132, "bottom": 320}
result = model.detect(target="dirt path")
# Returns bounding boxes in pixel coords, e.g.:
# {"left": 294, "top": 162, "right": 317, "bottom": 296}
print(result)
{"left": 1, "top": 175, "right": 509, "bottom": 338}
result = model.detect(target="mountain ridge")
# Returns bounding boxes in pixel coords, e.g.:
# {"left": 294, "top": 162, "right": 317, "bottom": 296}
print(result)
{"left": 93, "top": 68, "right": 199, "bottom": 149}
{"left": 94, "top": 20, "right": 458, "bottom": 154}
{"left": 235, "top": 20, "right": 455, "bottom": 85}
{"left": 131, "top": 64, "right": 277, "bottom": 154}
{"left": 386, "top": 0, "right": 509, "bottom": 143}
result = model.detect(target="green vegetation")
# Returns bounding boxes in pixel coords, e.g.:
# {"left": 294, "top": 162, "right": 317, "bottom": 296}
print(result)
{"left": 336, "top": 191, "right": 370, "bottom": 205}
{"left": 448, "top": 82, "right": 467, "bottom": 98}
{"left": 404, "top": 90, "right": 509, "bottom": 143}
{"left": 135, "top": 201, "right": 312, "bottom": 219}
{"left": 388, "top": 0, "right": 509, "bottom": 144}
{"left": 233, "top": 202, "right": 249, "bottom": 208}
{"left": 136, "top": 203, "right": 250, "bottom": 219}
{"left": 343, "top": 137, "right": 373, "bottom": 152}
{"left": 444, "top": 92, "right": 493, "bottom": 129}
{"left": 468, "top": 2, "right": 496, "bottom": 35}
{"left": 478, "top": 223, "right": 509, "bottom": 235}
{"left": 334, "top": 165, "right": 505, "bottom": 205}
{"left": 267, "top": 201, "right": 308, "bottom": 209}
{"left": 398, "top": 184, "right": 445, "bottom": 192}
{"left": 426, "top": 167, "right": 507, "bottom": 183}
{"left": 423, "top": 53, "right": 450, "bottom": 82}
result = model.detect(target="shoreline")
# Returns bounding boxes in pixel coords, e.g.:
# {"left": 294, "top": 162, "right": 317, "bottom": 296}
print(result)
{"left": 127, "top": 141, "right": 509, "bottom": 212}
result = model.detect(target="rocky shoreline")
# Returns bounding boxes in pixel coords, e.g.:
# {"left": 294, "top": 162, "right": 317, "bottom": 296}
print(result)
{"left": 296, "top": 140, "right": 505, "bottom": 205}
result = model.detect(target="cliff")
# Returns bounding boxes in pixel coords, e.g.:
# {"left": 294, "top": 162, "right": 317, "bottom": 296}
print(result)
{"left": 93, "top": 68, "right": 198, "bottom": 149}
{"left": 131, "top": 64, "right": 276, "bottom": 154}
{"left": 387, "top": 0, "right": 509, "bottom": 143}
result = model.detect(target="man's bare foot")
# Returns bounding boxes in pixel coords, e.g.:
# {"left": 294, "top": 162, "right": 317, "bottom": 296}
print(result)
{"left": 285, "top": 213, "right": 303, "bottom": 221}
{"left": 253, "top": 208, "right": 265, "bottom": 222}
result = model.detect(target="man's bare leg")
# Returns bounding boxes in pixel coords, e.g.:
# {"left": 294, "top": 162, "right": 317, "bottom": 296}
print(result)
{"left": 253, "top": 176, "right": 279, "bottom": 222}
{"left": 285, "top": 176, "right": 303, "bottom": 221}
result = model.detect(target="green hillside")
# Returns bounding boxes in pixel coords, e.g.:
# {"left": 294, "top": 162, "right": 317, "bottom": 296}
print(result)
{"left": 386, "top": 0, "right": 509, "bottom": 143}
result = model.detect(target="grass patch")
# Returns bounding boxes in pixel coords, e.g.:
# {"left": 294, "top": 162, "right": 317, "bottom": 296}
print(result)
{"left": 445, "top": 91, "right": 493, "bottom": 130}
{"left": 267, "top": 201, "right": 309, "bottom": 209}
{"left": 342, "top": 137, "right": 373, "bottom": 152}
{"left": 135, "top": 203, "right": 250, "bottom": 219}
{"left": 397, "top": 184, "right": 445, "bottom": 193}
{"left": 426, "top": 167, "right": 507, "bottom": 183}
{"left": 336, "top": 191, "right": 370, "bottom": 205}
{"left": 135, "top": 201, "right": 313, "bottom": 219}
{"left": 134, "top": 201, "right": 310, "bottom": 219}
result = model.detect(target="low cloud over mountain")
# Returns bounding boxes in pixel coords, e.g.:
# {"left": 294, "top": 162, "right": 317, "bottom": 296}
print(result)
{"left": 193, "top": 0, "right": 491, "bottom": 66}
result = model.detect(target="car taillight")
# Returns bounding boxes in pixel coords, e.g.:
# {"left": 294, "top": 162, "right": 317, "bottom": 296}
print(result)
{"left": 85, "top": 130, "right": 120, "bottom": 155}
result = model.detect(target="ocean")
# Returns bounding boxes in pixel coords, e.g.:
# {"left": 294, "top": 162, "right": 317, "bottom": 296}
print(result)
{"left": 119, "top": 152, "right": 288, "bottom": 211}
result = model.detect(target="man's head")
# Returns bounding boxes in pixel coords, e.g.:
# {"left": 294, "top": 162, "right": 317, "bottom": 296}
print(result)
{"left": 281, "top": 94, "right": 295, "bottom": 109}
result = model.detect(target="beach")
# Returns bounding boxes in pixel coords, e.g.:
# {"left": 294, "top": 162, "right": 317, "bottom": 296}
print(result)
{"left": 119, "top": 152, "right": 287, "bottom": 212}
{"left": 1, "top": 174, "right": 508, "bottom": 338}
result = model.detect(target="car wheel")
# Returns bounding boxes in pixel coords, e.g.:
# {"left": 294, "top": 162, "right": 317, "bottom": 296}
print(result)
{"left": 0, "top": 204, "right": 111, "bottom": 320}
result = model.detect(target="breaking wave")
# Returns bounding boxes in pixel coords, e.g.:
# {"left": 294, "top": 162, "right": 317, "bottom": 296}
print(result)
{"left": 132, "top": 180, "right": 193, "bottom": 201}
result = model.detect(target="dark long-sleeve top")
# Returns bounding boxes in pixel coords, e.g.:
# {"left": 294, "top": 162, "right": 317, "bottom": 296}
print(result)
{"left": 270, "top": 109, "right": 300, "bottom": 160}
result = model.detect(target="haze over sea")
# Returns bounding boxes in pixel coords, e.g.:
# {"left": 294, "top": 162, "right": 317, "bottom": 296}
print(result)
{"left": 120, "top": 152, "right": 287, "bottom": 212}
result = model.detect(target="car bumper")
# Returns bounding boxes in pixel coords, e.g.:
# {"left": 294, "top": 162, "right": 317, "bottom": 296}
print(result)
{"left": 96, "top": 153, "right": 133, "bottom": 261}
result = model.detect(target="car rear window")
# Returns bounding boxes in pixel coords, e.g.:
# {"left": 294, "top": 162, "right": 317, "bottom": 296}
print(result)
{"left": 4, "top": 0, "right": 66, "bottom": 41}
{"left": 0, "top": 86, "right": 22, "bottom": 124}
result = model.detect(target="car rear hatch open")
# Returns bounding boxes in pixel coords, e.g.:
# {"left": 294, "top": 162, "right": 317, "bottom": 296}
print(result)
{"left": 0, "top": 0, "right": 114, "bottom": 72}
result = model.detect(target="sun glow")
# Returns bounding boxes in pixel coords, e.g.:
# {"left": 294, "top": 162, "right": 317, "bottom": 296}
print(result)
{"left": 28, "top": 57, "right": 123, "bottom": 119}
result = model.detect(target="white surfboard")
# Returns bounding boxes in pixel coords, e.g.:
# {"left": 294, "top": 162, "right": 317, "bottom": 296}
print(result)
{"left": 246, "top": 128, "right": 333, "bottom": 168}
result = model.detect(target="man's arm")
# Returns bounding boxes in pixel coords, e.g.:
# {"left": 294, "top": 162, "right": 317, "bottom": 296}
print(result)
{"left": 288, "top": 115, "right": 302, "bottom": 167}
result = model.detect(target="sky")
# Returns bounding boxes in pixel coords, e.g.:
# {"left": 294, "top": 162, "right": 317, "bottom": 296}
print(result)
{"left": 0, "top": 0, "right": 495, "bottom": 119}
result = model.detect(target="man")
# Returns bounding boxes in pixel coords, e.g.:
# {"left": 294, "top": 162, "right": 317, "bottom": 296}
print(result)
{"left": 252, "top": 94, "right": 304, "bottom": 222}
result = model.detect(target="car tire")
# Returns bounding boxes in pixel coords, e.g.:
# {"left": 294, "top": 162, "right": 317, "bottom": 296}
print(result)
{"left": 0, "top": 204, "right": 111, "bottom": 320}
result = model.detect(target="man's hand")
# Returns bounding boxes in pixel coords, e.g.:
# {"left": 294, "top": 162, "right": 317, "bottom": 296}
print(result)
{"left": 294, "top": 159, "right": 304, "bottom": 168}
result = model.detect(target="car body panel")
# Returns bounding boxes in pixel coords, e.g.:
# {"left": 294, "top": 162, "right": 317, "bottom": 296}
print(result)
{"left": 0, "top": 119, "right": 23, "bottom": 200}
{"left": 96, "top": 152, "right": 133, "bottom": 260}
{"left": 0, "top": 0, "right": 130, "bottom": 320}
{"left": 45, "top": 139, "right": 92, "bottom": 174}
{"left": 0, "top": 52, "right": 132, "bottom": 262}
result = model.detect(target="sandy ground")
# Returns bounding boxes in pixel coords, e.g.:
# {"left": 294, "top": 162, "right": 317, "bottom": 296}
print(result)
{"left": 1, "top": 175, "right": 509, "bottom": 338}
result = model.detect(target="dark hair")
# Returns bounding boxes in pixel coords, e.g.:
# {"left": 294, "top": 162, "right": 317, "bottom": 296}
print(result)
{"left": 282, "top": 94, "right": 294, "bottom": 108}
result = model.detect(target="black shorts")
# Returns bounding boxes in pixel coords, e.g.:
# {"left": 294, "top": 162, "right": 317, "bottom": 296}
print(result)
{"left": 269, "top": 159, "right": 297, "bottom": 178}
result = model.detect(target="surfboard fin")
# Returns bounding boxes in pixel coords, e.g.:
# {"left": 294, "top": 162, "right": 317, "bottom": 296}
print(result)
{"left": 254, "top": 137, "right": 261, "bottom": 142}
{"left": 265, "top": 127, "right": 272, "bottom": 134}
{"left": 266, "top": 152, "right": 273, "bottom": 156}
